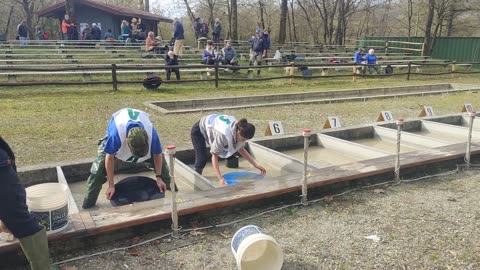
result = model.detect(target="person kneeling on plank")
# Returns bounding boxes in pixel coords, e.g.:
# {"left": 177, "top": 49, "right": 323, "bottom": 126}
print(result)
{"left": 0, "top": 136, "right": 51, "bottom": 270}
{"left": 82, "top": 108, "right": 172, "bottom": 209}
{"left": 191, "top": 114, "right": 267, "bottom": 185}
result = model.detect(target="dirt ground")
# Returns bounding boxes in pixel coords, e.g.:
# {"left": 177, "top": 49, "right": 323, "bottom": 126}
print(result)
{"left": 8, "top": 168, "right": 480, "bottom": 270}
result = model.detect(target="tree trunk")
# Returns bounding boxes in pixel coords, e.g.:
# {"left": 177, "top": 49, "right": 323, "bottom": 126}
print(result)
{"left": 446, "top": 1, "right": 455, "bottom": 36}
{"left": 183, "top": 0, "right": 196, "bottom": 22}
{"left": 4, "top": 4, "right": 15, "bottom": 37}
{"left": 423, "top": 0, "right": 435, "bottom": 56}
{"left": 232, "top": 0, "right": 238, "bottom": 41}
{"left": 297, "top": 0, "right": 319, "bottom": 44}
{"left": 206, "top": 0, "right": 215, "bottom": 33}
{"left": 278, "top": 0, "right": 287, "bottom": 43}
{"left": 145, "top": 0, "right": 150, "bottom": 12}
{"left": 407, "top": 0, "right": 413, "bottom": 40}
{"left": 334, "top": 0, "right": 345, "bottom": 45}
{"left": 259, "top": 0, "right": 265, "bottom": 30}
{"left": 290, "top": 0, "right": 297, "bottom": 42}
{"left": 65, "top": 0, "right": 76, "bottom": 22}
{"left": 20, "top": 0, "right": 34, "bottom": 39}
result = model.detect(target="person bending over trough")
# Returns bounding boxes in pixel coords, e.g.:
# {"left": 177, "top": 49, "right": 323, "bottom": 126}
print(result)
{"left": 82, "top": 108, "right": 172, "bottom": 209}
{"left": 191, "top": 114, "right": 267, "bottom": 185}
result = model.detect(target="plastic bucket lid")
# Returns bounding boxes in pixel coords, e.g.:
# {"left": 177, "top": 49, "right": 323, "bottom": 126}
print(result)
{"left": 26, "top": 183, "right": 68, "bottom": 210}
{"left": 231, "top": 225, "right": 283, "bottom": 270}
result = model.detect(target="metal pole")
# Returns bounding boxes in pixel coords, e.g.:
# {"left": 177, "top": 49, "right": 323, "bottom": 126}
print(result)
{"left": 395, "top": 118, "right": 404, "bottom": 183}
{"left": 465, "top": 111, "right": 476, "bottom": 170}
{"left": 166, "top": 145, "right": 179, "bottom": 237}
{"left": 301, "top": 128, "right": 312, "bottom": 206}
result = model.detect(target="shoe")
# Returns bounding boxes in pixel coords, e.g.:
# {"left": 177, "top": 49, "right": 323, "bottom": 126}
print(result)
{"left": 82, "top": 197, "right": 97, "bottom": 209}
{"left": 19, "top": 228, "right": 51, "bottom": 270}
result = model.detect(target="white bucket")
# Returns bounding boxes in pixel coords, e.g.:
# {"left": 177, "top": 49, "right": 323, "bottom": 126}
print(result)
{"left": 25, "top": 183, "right": 69, "bottom": 234}
{"left": 231, "top": 225, "right": 283, "bottom": 270}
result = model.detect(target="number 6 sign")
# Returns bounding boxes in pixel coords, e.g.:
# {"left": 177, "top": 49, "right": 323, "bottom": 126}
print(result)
{"left": 265, "top": 121, "right": 285, "bottom": 136}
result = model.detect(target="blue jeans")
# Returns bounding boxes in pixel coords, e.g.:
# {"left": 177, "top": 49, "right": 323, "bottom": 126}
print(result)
{"left": 19, "top": 37, "right": 27, "bottom": 47}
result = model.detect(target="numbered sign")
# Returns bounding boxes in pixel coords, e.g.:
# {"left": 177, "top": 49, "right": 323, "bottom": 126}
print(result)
{"left": 419, "top": 106, "right": 435, "bottom": 117}
{"left": 323, "top": 116, "right": 342, "bottom": 129}
{"left": 265, "top": 121, "right": 284, "bottom": 136}
{"left": 376, "top": 111, "right": 394, "bottom": 122}
{"left": 461, "top": 104, "right": 474, "bottom": 112}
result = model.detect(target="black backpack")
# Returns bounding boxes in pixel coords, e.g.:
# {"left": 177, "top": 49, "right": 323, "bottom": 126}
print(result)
{"left": 143, "top": 76, "right": 162, "bottom": 89}
{"left": 385, "top": 65, "right": 394, "bottom": 75}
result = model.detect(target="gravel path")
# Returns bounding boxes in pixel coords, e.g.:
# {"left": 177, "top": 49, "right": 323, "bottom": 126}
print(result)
{"left": 8, "top": 169, "right": 477, "bottom": 270}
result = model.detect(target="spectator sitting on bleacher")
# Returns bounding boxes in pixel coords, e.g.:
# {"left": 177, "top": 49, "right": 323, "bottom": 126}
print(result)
{"left": 365, "top": 49, "right": 380, "bottom": 74}
{"left": 221, "top": 41, "right": 238, "bottom": 66}
{"left": 145, "top": 31, "right": 162, "bottom": 54}
{"left": 353, "top": 47, "right": 366, "bottom": 74}
{"left": 354, "top": 48, "right": 365, "bottom": 64}
{"left": 165, "top": 51, "right": 180, "bottom": 81}
{"left": 104, "top": 29, "right": 115, "bottom": 40}
{"left": 121, "top": 20, "right": 131, "bottom": 41}
{"left": 203, "top": 40, "right": 217, "bottom": 65}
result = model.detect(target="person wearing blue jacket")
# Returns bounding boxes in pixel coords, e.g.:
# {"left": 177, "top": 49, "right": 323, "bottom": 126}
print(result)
{"left": 365, "top": 49, "right": 380, "bottom": 74}
{"left": 353, "top": 48, "right": 365, "bottom": 74}
{"left": 250, "top": 29, "right": 267, "bottom": 75}
{"left": 354, "top": 48, "right": 365, "bottom": 63}
{"left": 172, "top": 18, "right": 185, "bottom": 56}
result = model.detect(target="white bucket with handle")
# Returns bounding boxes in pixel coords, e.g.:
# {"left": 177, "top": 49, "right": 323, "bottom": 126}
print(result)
{"left": 25, "top": 183, "right": 69, "bottom": 234}
{"left": 231, "top": 225, "right": 283, "bottom": 270}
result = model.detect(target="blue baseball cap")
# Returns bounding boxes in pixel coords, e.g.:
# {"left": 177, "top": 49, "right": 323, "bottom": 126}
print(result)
{"left": 255, "top": 29, "right": 261, "bottom": 34}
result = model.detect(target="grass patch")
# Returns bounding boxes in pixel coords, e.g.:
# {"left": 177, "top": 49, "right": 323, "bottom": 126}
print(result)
{"left": 2, "top": 74, "right": 480, "bottom": 167}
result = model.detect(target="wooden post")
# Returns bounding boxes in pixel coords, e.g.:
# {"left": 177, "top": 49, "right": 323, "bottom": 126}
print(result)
{"left": 214, "top": 61, "right": 219, "bottom": 88}
{"left": 289, "top": 62, "right": 294, "bottom": 85}
{"left": 451, "top": 61, "right": 456, "bottom": 78}
{"left": 407, "top": 61, "right": 411, "bottom": 81}
{"left": 385, "top": 40, "right": 389, "bottom": 55}
{"left": 111, "top": 64, "right": 118, "bottom": 91}
{"left": 421, "top": 42, "right": 425, "bottom": 57}
{"left": 352, "top": 63, "right": 357, "bottom": 82}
